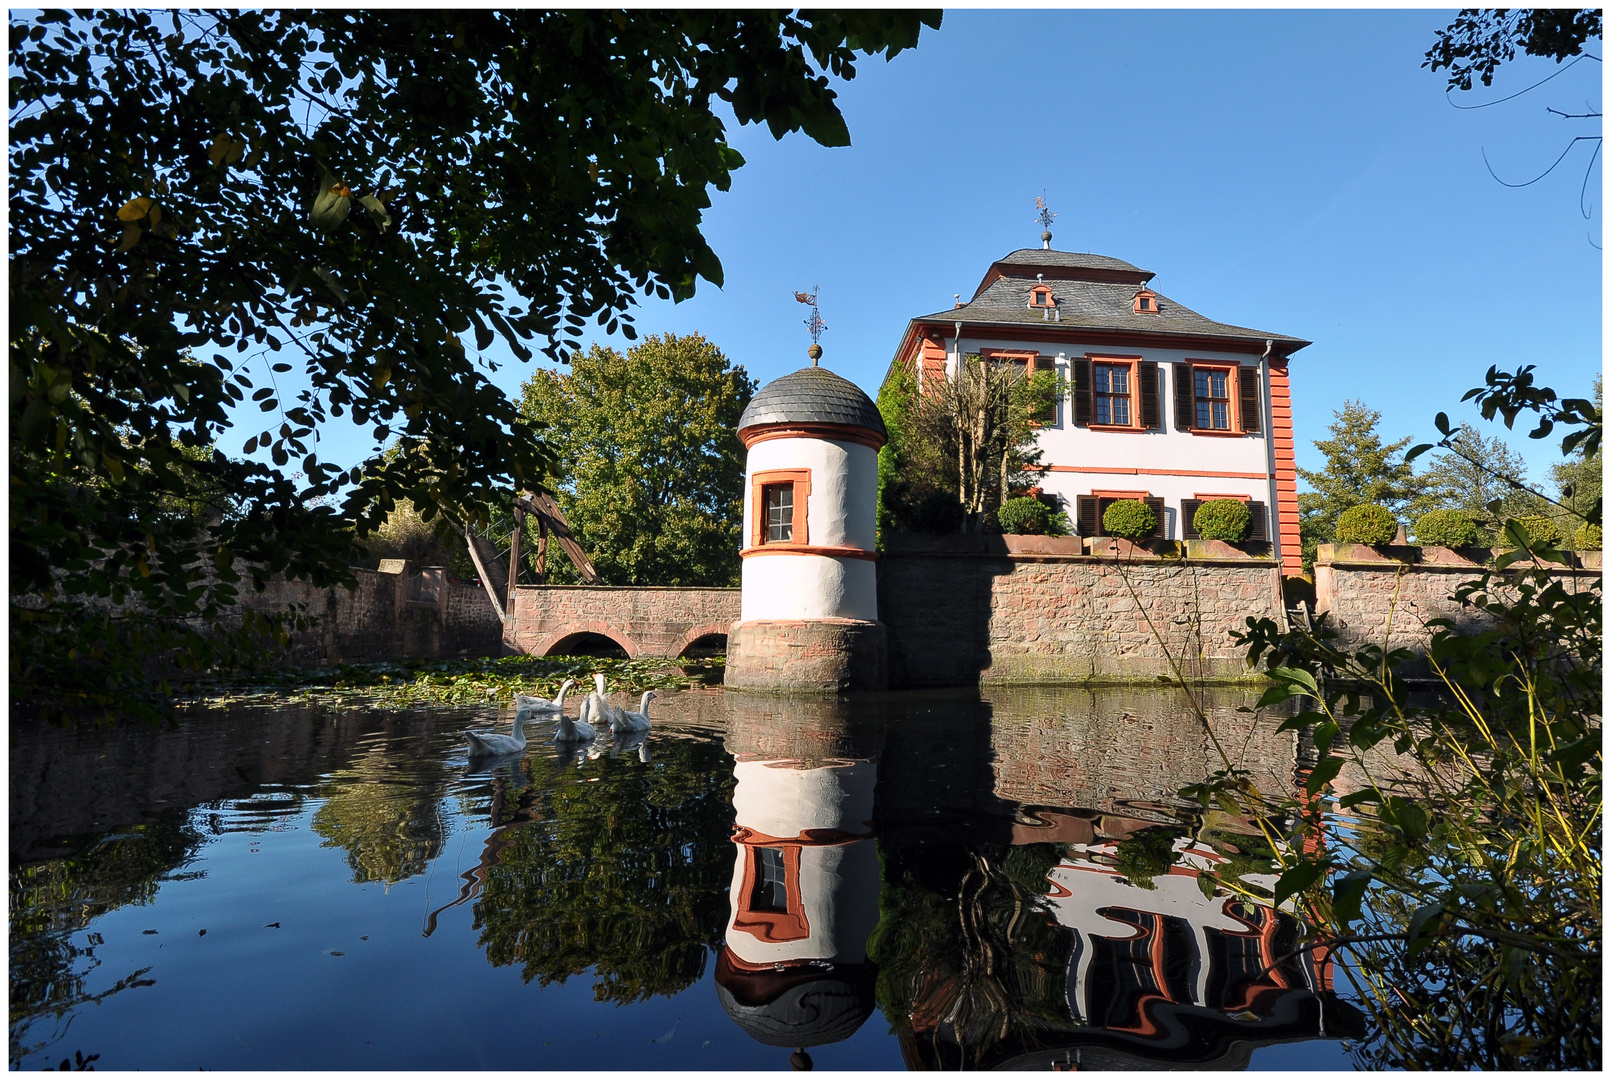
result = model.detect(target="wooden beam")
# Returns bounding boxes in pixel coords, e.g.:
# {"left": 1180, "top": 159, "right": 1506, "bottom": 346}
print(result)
{"left": 463, "top": 529, "right": 509, "bottom": 622}
{"left": 513, "top": 491, "right": 602, "bottom": 584}
{"left": 506, "top": 506, "right": 524, "bottom": 615}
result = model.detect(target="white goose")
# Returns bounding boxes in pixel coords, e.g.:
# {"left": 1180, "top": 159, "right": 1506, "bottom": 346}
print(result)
{"left": 552, "top": 695, "right": 598, "bottom": 743}
{"left": 514, "top": 679, "right": 576, "bottom": 716}
{"left": 464, "top": 706, "right": 535, "bottom": 757}
{"left": 611, "top": 690, "right": 654, "bottom": 734}
{"left": 587, "top": 673, "right": 630, "bottom": 731}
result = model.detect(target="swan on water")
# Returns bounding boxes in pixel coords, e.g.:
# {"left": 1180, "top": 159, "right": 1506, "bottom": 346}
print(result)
{"left": 587, "top": 672, "right": 630, "bottom": 731}
{"left": 514, "top": 679, "right": 575, "bottom": 715}
{"left": 464, "top": 706, "right": 535, "bottom": 757}
{"left": 553, "top": 695, "right": 599, "bottom": 743}
{"left": 611, "top": 690, "right": 654, "bottom": 734}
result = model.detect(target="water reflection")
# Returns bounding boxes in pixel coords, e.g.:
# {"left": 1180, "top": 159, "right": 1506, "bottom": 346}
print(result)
{"left": 716, "top": 704, "right": 883, "bottom": 1060}
{"left": 9, "top": 686, "right": 1363, "bottom": 1070}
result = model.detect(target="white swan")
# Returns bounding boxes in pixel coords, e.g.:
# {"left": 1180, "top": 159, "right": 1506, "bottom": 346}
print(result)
{"left": 611, "top": 690, "right": 654, "bottom": 734}
{"left": 514, "top": 679, "right": 575, "bottom": 715}
{"left": 587, "top": 673, "right": 630, "bottom": 731}
{"left": 553, "top": 695, "right": 598, "bottom": 743}
{"left": 464, "top": 706, "right": 535, "bottom": 757}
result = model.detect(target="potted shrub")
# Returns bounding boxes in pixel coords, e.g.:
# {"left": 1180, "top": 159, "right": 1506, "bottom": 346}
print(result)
{"left": 1185, "top": 498, "right": 1266, "bottom": 559}
{"left": 1335, "top": 504, "right": 1398, "bottom": 544}
{"left": 1089, "top": 498, "right": 1164, "bottom": 557}
{"left": 1573, "top": 522, "right": 1601, "bottom": 550}
{"left": 996, "top": 496, "right": 1050, "bottom": 535}
{"left": 1413, "top": 509, "right": 1480, "bottom": 563}
{"left": 1508, "top": 514, "right": 1562, "bottom": 548}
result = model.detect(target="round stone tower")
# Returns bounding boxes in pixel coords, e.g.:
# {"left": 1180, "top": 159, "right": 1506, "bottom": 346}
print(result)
{"left": 724, "top": 356, "right": 888, "bottom": 692}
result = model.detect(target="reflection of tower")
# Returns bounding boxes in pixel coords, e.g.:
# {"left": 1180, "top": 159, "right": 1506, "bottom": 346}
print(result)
{"left": 716, "top": 754, "right": 882, "bottom": 1055}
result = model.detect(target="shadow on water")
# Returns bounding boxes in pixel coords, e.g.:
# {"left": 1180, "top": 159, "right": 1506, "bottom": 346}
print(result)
{"left": 9, "top": 686, "right": 1362, "bottom": 1070}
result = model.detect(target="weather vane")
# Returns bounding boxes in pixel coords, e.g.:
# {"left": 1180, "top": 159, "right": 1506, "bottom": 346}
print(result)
{"left": 1035, "top": 192, "right": 1056, "bottom": 249}
{"left": 794, "top": 287, "right": 826, "bottom": 364}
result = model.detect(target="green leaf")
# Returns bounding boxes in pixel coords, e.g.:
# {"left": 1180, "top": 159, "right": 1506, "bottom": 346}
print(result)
{"left": 1305, "top": 755, "right": 1344, "bottom": 795}
{"left": 1268, "top": 666, "right": 1319, "bottom": 697}
{"left": 1273, "top": 859, "right": 1325, "bottom": 907}
{"left": 1331, "top": 868, "right": 1372, "bottom": 926}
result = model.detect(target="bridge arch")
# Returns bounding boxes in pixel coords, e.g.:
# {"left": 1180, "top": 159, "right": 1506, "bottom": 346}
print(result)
{"left": 535, "top": 621, "right": 642, "bottom": 659}
{"left": 674, "top": 623, "right": 731, "bottom": 659}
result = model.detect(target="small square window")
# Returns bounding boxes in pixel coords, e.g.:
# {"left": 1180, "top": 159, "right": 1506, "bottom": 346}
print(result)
{"left": 763, "top": 484, "right": 794, "bottom": 542}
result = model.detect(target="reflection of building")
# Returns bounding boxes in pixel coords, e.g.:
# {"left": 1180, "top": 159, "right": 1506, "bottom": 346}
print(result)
{"left": 716, "top": 754, "right": 882, "bottom": 1054}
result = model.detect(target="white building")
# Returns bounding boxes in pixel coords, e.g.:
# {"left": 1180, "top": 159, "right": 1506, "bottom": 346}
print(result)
{"left": 885, "top": 246, "right": 1307, "bottom": 576}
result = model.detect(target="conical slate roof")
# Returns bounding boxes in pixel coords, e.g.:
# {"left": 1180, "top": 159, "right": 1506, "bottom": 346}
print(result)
{"left": 738, "top": 366, "right": 887, "bottom": 441}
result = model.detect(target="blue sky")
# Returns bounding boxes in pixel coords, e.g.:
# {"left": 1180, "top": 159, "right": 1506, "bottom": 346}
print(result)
{"left": 245, "top": 9, "right": 1603, "bottom": 490}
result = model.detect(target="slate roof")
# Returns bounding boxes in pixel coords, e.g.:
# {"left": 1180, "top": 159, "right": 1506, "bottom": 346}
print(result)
{"left": 739, "top": 365, "right": 888, "bottom": 439}
{"left": 915, "top": 248, "right": 1309, "bottom": 350}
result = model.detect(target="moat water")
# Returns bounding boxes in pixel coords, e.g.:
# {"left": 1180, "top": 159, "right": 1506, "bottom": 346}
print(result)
{"left": 10, "top": 686, "right": 1361, "bottom": 1071}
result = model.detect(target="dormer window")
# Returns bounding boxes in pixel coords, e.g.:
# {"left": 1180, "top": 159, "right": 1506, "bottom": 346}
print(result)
{"left": 1132, "top": 286, "right": 1159, "bottom": 314}
{"left": 1029, "top": 285, "right": 1055, "bottom": 309}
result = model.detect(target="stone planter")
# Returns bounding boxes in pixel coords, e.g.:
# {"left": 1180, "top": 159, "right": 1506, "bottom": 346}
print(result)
{"left": 1184, "top": 539, "right": 1272, "bottom": 561}
{"left": 1578, "top": 550, "right": 1602, "bottom": 570}
{"left": 1415, "top": 545, "right": 1487, "bottom": 567}
{"left": 1083, "top": 536, "right": 1179, "bottom": 559}
{"left": 1000, "top": 534, "right": 1084, "bottom": 556}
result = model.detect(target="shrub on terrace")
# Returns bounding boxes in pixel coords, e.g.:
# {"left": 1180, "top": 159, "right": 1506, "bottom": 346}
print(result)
{"left": 1510, "top": 514, "right": 1562, "bottom": 547}
{"left": 1335, "top": 504, "right": 1398, "bottom": 545}
{"left": 996, "top": 496, "right": 1050, "bottom": 535}
{"left": 1192, "top": 499, "right": 1251, "bottom": 543}
{"left": 1102, "top": 499, "right": 1156, "bottom": 540}
{"left": 1414, "top": 508, "right": 1479, "bottom": 548}
{"left": 1574, "top": 522, "right": 1602, "bottom": 550}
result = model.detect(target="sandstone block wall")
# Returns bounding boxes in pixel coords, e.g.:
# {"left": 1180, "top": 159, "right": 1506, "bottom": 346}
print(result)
{"left": 238, "top": 566, "right": 503, "bottom": 665}
{"left": 1313, "top": 544, "right": 1601, "bottom": 663}
{"left": 504, "top": 584, "right": 741, "bottom": 659}
{"left": 878, "top": 549, "right": 1285, "bottom": 688}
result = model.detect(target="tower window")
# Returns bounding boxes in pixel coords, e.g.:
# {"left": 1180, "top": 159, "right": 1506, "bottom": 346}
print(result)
{"left": 763, "top": 484, "right": 794, "bottom": 542}
{"left": 750, "top": 847, "right": 790, "bottom": 912}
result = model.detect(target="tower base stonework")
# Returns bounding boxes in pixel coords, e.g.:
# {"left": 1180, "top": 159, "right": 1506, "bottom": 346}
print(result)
{"left": 724, "top": 619, "right": 887, "bottom": 693}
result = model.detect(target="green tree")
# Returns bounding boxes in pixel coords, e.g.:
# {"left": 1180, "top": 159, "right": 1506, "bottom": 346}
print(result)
{"left": 1297, "top": 401, "right": 1417, "bottom": 561}
{"left": 1550, "top": 375, "right": 1602, "bottom": 527}
{"left": 1425, "top": 8, "right": 1602, "bottom": 90}
{"left": 9, "top": 10, "right": 938, "bottom": 719}
{"left": 1414, "top": 424, "right": 1546, "bottom": 524}
{"left": 518, "top": 333, "right": 754, "bottom": 586}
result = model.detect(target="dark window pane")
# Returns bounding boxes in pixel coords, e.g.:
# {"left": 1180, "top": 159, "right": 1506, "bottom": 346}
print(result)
{"left": 750, "top": 847, "right": 789, "bottom": 912}
{"left": 764, "top": 485, "right": 793, "bottom": 542}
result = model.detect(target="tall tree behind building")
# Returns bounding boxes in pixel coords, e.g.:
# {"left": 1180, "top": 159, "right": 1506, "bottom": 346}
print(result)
{"left": 1297, "top": 400, "right": 1419, "bottom": 560}
{"left": 1415, "top": 424, "right": 1546, "bottom": 523}
{"left": 519, "top": 334, "right": 754, "bottom": 587}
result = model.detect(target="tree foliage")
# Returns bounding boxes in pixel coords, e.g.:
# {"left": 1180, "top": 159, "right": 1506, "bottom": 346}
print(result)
{"left": 878, "top": 356, "right": 1057, "bottom": 534}
{"left": 1415, "top": 424, "right": 1544, "bottom": 524}
{"left": 518, "top": 333, "right": 754, "bottom": 586}
{"left": 1425, "top": 8, "right": 1602, "bottom": 90}
{"left": 9, "top": 10, "right": 937, "bottom": 717}
{"left": 1296, "top": 400, "right": 1417, "bottom": 560}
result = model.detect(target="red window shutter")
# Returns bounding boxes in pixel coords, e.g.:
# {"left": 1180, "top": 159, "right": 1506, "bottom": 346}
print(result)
{"left": 1246, "top": 501, "right": 1268, "bottom": 541}
{"left": 1181, "top": 499, "right": 1203, "bottom": 540}
{"left": 1172, "top": 363, "right": 1194, "bottom": 431}
{"left": 1071, "top": 359, "right": 1093, "bottom": 426}
{"left": 1239, "top": 368, "right": 1261, "bottom": 434}
{"left": 1076, "top": 496, "right": 1100, "bottom": 536}
{"left": 1138, "top": 361, "right": 1160, "bottom": 430}
{"left": 1143, "top": 497, "right": 1166, "bottom": 539}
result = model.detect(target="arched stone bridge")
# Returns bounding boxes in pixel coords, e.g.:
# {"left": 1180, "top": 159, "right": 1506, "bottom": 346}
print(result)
{"left": 504, "top": 585, "right": 740, "bottom": 659}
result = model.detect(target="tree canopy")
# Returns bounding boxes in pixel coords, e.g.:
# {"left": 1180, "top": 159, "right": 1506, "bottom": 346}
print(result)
{"left": 1296, "top": 400, "right": 1418, "bottom": 555}
{"left": 1425, "top": 8, "right": 1602, "bottom": 90}
{"left": 518, "top": 333, "right": 754, "bottom": 586}
{"left": 9, "top": 10, "right": 939, "bottom": 717}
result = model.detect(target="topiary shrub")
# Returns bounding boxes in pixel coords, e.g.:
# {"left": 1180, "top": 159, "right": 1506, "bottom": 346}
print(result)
{"left": 1335, "top": 504, "right": 1398, "bottom": 545}
{"left": 1102, "top": 498, "right": 1157, "bottom": 540}
{"left": 1192, "top": 498, "right": 1251, "bottom": 542}
{"left": 996, "top": 496, "right": 1050, "bottom": 535}
{"left": 1510, "top": 514, "right": 1562, "bottom": 547}
{"left": 1414, "top": 509, "right": 1479, "bottom": 548}
{"left": 1573, "top": 522, "right": 1601, "bottom": 550}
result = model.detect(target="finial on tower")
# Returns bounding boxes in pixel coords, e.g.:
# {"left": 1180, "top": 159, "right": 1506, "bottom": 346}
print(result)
{"left": 1035, "top": 192, "right": 1057, "bottom": 250}
{"left": 794, "top": 287, "right": 827, "bottom": 365}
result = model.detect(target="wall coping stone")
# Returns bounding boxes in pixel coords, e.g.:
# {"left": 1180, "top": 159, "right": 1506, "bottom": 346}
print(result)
{"left": 510, "top": 584, "right": 740, "bottom": 594}
{"left": 1316, "top": 542, "right": 1598, "bottom": 573}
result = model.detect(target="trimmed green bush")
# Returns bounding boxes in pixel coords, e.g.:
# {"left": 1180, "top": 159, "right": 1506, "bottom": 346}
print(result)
{"left": 996, "top": 496, "right": 1050, "bottom": 535}
{"left": 1414, "top": 509, "right": 1479, "bottom": 548}
{"left": 1573, "top": 522, "right": 1601, "bottom": 550}
{"left": 1103, "top": 499, "right": 1156, "bottom": 540}
{"left": 1335, "top": 504, "right": 1398, "bottom": 545}
{"left": 1510, "top": 514, "right": 1562, "bottom": 547}
{"left": 1192, "top": 498, "right": 1251, "bottom": 542}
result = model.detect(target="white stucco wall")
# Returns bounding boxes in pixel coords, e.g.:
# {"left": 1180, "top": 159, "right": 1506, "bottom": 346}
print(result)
{"left": 740, "top": 555, "right": 877, "bottom": 621}
{"left": 730, "top": 759, "right": 878, "bottom": 837}
{"left": 948, "top": 336, "right": 1280, "bottom": 539}
{"left": 740, "top": 434, "right": 880, "bottom": 621}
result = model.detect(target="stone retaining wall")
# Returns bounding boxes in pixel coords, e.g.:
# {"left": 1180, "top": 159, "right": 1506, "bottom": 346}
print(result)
{"left": 1313, "top": 543, "right": 1601, "bottom": 663}
{"left": 877, "top": 534, "right": 1286, "bottom": 688}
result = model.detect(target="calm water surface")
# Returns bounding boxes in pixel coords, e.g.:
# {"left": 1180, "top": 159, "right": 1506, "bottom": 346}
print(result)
{"left": 10, "top": 686, "right": 1359, "bottom": 1070}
